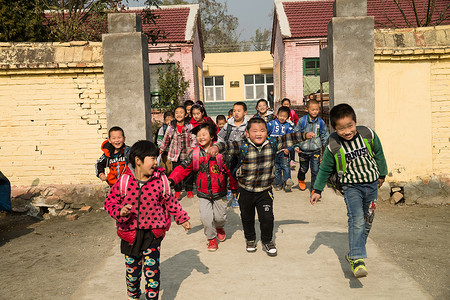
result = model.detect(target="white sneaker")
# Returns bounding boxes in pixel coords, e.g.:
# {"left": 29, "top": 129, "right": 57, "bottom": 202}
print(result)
{"left": 263, "top": 241, "right": 277, "bottom": 256}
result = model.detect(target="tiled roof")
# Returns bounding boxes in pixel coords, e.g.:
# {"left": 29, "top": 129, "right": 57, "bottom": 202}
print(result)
{"left": 280, "top": 0, "right": 450, "bottom": 39}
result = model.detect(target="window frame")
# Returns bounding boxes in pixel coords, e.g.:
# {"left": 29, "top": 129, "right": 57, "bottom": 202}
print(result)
{"left": 303, "top": 58, "right": 320, "bottom": 76}
{"left": 243, "top": 73, "right": 274, "bottom": 101}
{"left": 203, "top": 75, "right": 225, "bottom": 102}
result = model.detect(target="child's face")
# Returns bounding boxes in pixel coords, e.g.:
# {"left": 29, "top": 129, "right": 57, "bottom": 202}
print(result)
{"left": 307, "top": 103, "right": 320, "bottom": 119}
{"left": 277, "top": 111, "right": 289, "bottom": 124}
{"left": 135, "top": 156, "right": 158, "bottom": 177}
{"left": 334, "top": 116, "right": 357, "bottom": 140}
{"left": 108, "top": 130, "right": 125, "bottom": 150}
{"left": 233, "top": 105, "right": 247, "bottom": 122}
{"left": 164, "top": 115, "right": 174, "bottom": 125}
{"left": 174, "top": 108, "right": 186, "bottom": 123}
{"left": 228, "top": 111, "right": 233, "bottom": 118}
{"left": 217, "top": 119, "right": 226, "bottom": 130}
{"left": 246, "top": 123, "right": 267, "bottom": 146}
{"left": 196, "top": 128, "right": 213, "bottom": 148}
{"left": 186, "top": 105, "right": 193, "bottom": 117}
{"left": 257, "top": 101, "right": 268, "bottom": 115}
{"left": 192, "top": 108, "right": 203, "bottom": 122}
{"left": 282, "top": 100, "right": 290, "bottom": 108}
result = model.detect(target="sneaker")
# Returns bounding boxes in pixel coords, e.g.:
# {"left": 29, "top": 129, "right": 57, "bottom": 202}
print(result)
{"left": 298, "top": 181, "right": 306, "bottom": 191}
{"left": 207, "top": 238, "right": 218, "bottom": 251}
{"left": 246, "top": 240, "right": 257, "bottom": 252}
{"left": 216, "top": 227, "right": 226, "bottom": 242}
{"left": 290, "top": 160, "right": 296, "bottom": 170}
{"left": 284, "top": 178, "right": 294, "bottom": 192}
{"left": 346, "top": 253, "right": 368, "bottom": 278}
{"left": 175, "top": 191, "right": 181, "bottom": 199}
{"left": 263, "top": 241, "right": 277, "bottom": 256}
{"left": 231, "top": 197, "right": 239, "bottom": 208}
{"left": 187, "top": 191, "right": 194, "bottom": 198}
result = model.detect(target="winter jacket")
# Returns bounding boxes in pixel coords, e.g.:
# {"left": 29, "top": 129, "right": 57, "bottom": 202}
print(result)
{"left": 105, "top": 167, "right": 190, "bottom": 234}
{"left": 217, "top": 117, "right": 248, "bottom": 143}
{"left": 95, "top": 140, "right": 130, "bottom": 186}
{"left": 160, "top": 120, "right": 197, "bottom": 162}
{"left": 294, "top": 115, "right": 330, "bottom": 153}
{"left": 289, "top": 109, "right": 299, "bottom": 126}
{"left": 169, "top": 145, "right": 237, "bottom": 200}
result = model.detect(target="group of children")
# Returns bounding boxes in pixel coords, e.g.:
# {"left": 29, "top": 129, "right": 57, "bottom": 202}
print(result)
{"left": 95, "top": 98, "right": 387, "bottom": 299}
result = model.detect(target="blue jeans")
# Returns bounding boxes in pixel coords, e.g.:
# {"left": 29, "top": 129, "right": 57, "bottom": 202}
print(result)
{"left": 274, "top": 151, "right": 291, "bottom": 187}
{"left": 297, "top": 151, "right": 320, "bottom": 190}
{"left": 342, "top": 181, "right": 378, "bottom": 259}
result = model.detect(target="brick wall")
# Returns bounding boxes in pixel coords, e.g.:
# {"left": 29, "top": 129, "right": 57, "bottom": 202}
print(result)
{"left": 0, "top": 42, "right": 107, "bottom": 187}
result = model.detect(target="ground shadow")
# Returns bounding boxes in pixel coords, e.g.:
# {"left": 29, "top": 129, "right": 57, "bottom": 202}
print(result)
{"left": 159, "top": 249, "right": 209, "bottom": 300}
{"left": 307, "top": 231, "right": 363, "bottom": 288}
{"left": 0, "top": 212, "right": 39, "bottom": 247}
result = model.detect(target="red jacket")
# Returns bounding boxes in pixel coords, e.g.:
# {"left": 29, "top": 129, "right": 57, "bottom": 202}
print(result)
{"left": 190, "top": 116, "right": 219, "bottom": 134}
{"left": 95, "top": 140, "right": 130, "bottom": 186}
{"left": 105, "top": 167, "right": 190, "bottom": 233}
{"left": 169, "top": 145, "right": 237, "bottom": 200}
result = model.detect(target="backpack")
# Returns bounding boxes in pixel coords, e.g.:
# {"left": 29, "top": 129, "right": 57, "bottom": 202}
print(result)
{"left": 154, "top": 123, "right": 168, "bottom": 144}
{"left": 192, "top": 147, "right": 225, "bottom": 172}
{"left": 300, "top": 115, "right": 324, "bottom": 136}
{"left": 230, "top": 137, "right": 278, "bottom": 179}
{"left": 327, "top": 126, "right": 374, "bottom": 195}
{"left": 118, "top": 173, "right": 172, "bottom": 231}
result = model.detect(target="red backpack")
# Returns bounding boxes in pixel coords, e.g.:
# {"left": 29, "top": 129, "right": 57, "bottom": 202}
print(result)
{"left": 192, "top": 147, "right": 224, "bottom": 172}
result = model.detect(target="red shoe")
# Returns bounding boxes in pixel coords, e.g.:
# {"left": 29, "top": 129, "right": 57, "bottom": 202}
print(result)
{"left": 187, "top": 191, "right": 194, "bottom": 198}
{"left": 175, "top": 191, "right": 181, "bottom": 199}
{"left": 216, "top": 228, "right": 226, "bottom": 242}
{"left": 207, "top": 238, "right": 218, "bottom": 251}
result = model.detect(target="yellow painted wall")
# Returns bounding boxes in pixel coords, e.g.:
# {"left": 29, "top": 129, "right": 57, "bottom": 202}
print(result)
{"left": 203, "top": 51, "right": 273, "bottom": 101}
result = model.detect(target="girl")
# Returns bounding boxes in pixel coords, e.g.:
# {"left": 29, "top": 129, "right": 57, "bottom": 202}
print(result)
{"left": 105, "top": 140, "right": 191, "bottom": 300}
{"left": 281, "top": 98, "right": 299, "bottom": 170}
{"left": 160, "top": 106, "right": 197, "bottom": 199}
{"left": 253, "top": 99, "right": 275, "bottom": 123}
{"left": 190, "top": 101, "right": 216, "bottom": 130}
{"left": 169, "top": 123, "right": 237, "bottom": 251}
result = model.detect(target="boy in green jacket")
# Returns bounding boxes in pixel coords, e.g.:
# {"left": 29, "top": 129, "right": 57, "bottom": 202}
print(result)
{"left": 310, "top": 103, "right": 388, "bottom": 278}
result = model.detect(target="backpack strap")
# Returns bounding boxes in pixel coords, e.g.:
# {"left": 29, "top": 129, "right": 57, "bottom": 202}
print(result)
{"left": 216, "top": 153, "right": 224, "bottom": 171}
{"left": 119, "top": 174, "right": 130, "bottom": 198}
{"left": 268, "top": 137, "right": 278, "bottom": 153}
{"left": 356, "top": 126, "right": 374, "bottom": 156}
{"left": 160, "top": 173, "right": 171, "bottom": 197}
{"left": 192, "top": 147, "right": 201, "bottom": 172}
{"left": 327, "top": 132, "right": 346, "bottom": 178}
{"left": 224, "top": 123, "right": 233, "bottom": 141}
{"left": 300, "top": 115, "right": 308, "bottom": 132}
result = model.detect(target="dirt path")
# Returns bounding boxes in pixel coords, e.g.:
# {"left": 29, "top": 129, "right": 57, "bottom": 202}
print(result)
{"left": 0, "top": 200, "right": 448, "bottom": 299}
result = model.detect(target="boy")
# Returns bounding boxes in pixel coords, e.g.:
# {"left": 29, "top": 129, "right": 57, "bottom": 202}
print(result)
{"left": 184, "top": 100, "right": 194, "bottom": 122}
{"left": 216, "top": 115, "right": 227, "bottom": 131}
{"left": 281, "top": 98, "right": 299, "bottom": 171}
{"left": 294, "top": 99, "right": 329, "bottom": 192}
{"left": 310, "top": 103, "right": 387, "bottom": 278}
{"left": 218, "top": 102, "right": 249, "bottom": 207}
{"left": 227, "top": 109, "right": 233, "bottom": 121}
{"left": 156, "top": 111, "right": 174, "bottom": 175}
{"left": 95, "top": 126, "right": 130, "bottom": 186}
{"left": 208, "top": 118, "right": 314, "bottom": 256}
{"left": 267, "top": 106, "right": 294, "bottom": 192}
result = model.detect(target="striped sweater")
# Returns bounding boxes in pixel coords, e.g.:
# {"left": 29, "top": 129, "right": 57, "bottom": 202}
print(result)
{"left": 313, "top": 129, "right": 388, "bottom": 192}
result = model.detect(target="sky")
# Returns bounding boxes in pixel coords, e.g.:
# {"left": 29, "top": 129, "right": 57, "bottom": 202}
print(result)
{"left": 129, "top": 0, "right": 275, "bottom": 41}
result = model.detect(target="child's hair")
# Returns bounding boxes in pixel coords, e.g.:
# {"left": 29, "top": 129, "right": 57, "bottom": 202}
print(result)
{"left": 163, "top": 111, "right": 173, "bottom": 120}
{"left": 308, "top": 93, "right": 317, "bottom": 100}
{"left": 330, "top": 103, "right": 357, "bottom": 129}
{"left": 108, "top": 126, "right": 124, "bottom": 138}
{"left": 255, "top": 99, "right": 268, "bottom": 109}
{"left": 129, "top": 140, "right": 159, "bottom": 168}
{"left": 216, "top": 115, "right": 226, "bottom": 123}
{"left": 281, "top": 98, "right": 291, "bottom": 105}
{"left": 234, "top": 101, "right": 247, "bottom": 112}
{"left": 307, "top": 99, "right": 320, "bottom": 107}
{"left": 183, "top": 100, "right": 194, "bottom": 108}
{"left": 192, "top": 122, "right": 218, "bottom": 141}
{"left": 191, "top": 101, "right": 208, "bottom": 117}
{"left": 228, "top": 109, "right": 233, "bottom": 117}
{"left": 246, "top": 117, "right": 267, "bottom": 130}
{"left": 277, "top": 106, "right": 291, "bottom": 116}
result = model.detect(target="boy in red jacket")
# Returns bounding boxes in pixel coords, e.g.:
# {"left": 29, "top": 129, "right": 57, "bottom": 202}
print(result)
{"left": 169, "top": 122, "right": 237, "bottom": 252}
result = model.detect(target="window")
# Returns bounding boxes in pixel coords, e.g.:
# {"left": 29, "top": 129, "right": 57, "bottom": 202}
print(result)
{"left": 204, "top": 76, "right": 224, "bottom": 101}
{"left": 149, "top": 63, "right": 174, "bottom": 108}
{"left": 303, "top": 58, "right": 320, "bottom": 76}
{"left": 244, "top": 74, "right": 274, "bottom": 100}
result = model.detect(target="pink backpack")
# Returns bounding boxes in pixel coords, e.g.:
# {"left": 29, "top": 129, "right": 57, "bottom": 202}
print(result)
{"left": 192, "top": 147, "right": 224, "bottom": 172}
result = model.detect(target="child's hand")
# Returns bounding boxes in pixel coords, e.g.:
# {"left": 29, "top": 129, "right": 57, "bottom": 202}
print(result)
{"left": 181, "top": 220, "right": 192, "bottom": 231}
{"left": 99, "top": 174, "right": 107, "bottom": 181}
{"left": 120, "top": 204, "right": 132, "bottom": 217}
{"left": 159, "top": 150, "right": 164, "bottom": 155}
{"left": 306, "top": 132, "right": 316, "bottom": 139}
{"left": 207, "top": 145, "right": 219, "bottom": 157}
{"left": 378, "top": 178, "right": 385, "bottom": 188}
{"left": 295, "top": 148, "right": 302, "bottom": 153}
{"left": 283, "top": 149, "right": 289, "bottom": 155}
{"left": 310, "top": 193, "right": 321, "bottom": 205}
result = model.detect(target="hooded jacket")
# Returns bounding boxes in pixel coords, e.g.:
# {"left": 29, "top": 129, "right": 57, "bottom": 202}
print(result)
{"left": 95, "top": 140, "right": 130, "bottom": 186}
{"left": 217, "top": 117, "right": 248, "bottom": 143}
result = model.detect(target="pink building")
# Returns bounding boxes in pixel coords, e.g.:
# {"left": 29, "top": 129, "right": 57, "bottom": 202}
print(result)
{"left": 129, "top": 5, "right": 204, "bottom": 103}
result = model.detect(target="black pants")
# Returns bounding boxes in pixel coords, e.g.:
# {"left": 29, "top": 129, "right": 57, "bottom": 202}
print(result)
{"left": 172, "top": 160, "right": 194, "bottom": 192}
{"left": 237, "top": 186, "right": 274, "bottom": 244}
